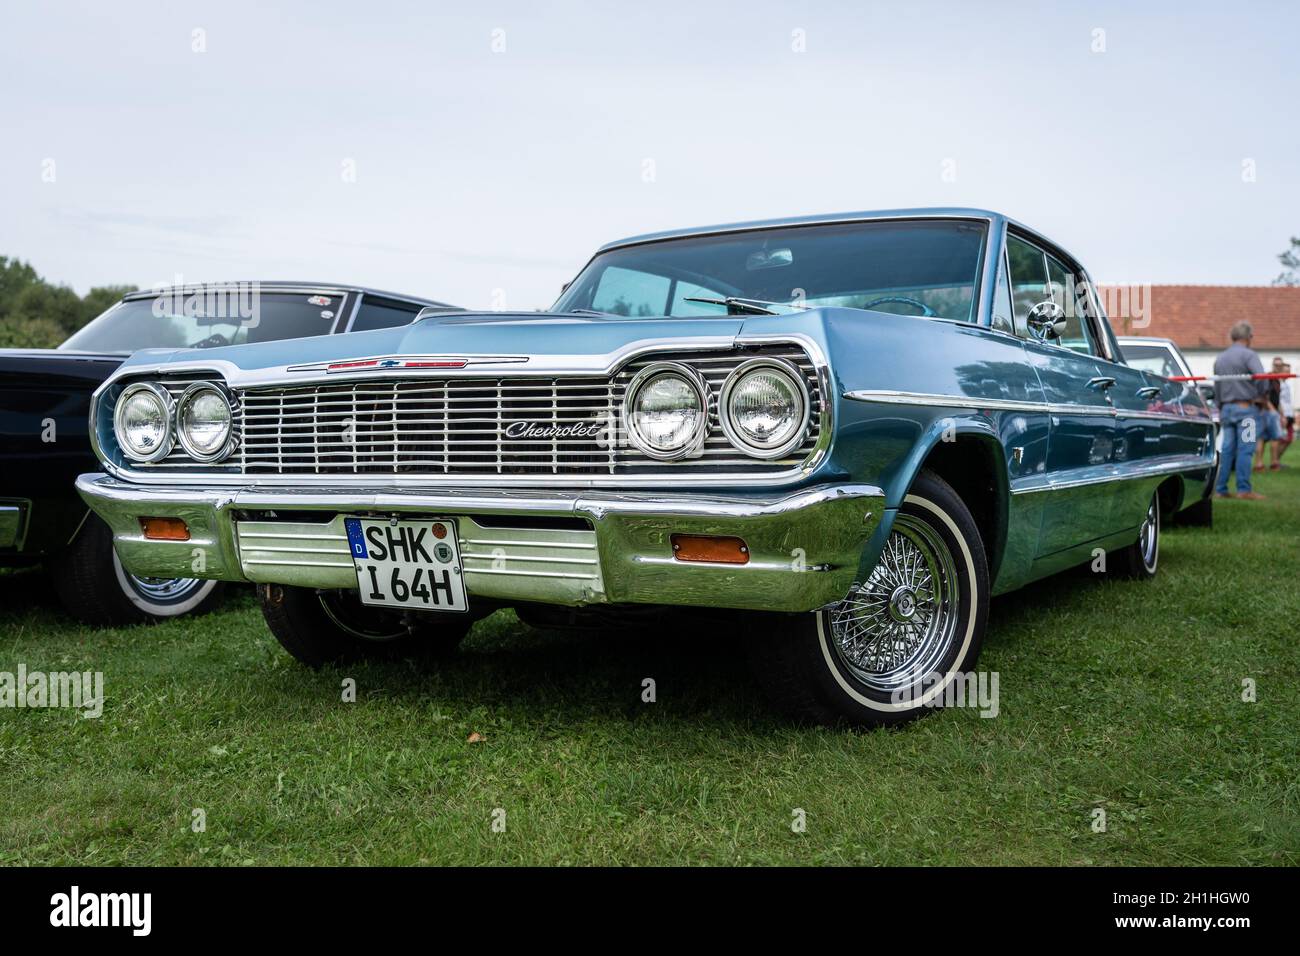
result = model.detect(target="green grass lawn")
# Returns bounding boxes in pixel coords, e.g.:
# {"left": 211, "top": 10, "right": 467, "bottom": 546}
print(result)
{"left": 2, "top": 470, "right": 1298, "bottom": 866}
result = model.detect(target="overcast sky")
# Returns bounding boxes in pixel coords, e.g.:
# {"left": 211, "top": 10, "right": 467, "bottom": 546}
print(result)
{"left": 1, "top": 0, "right": 1296, "bottom": 310}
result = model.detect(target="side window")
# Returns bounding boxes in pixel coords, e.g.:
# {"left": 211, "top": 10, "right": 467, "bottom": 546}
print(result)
{"left": 350, "top": 296, "right": 422, "bottom": 332}
{"left": 1006, "top": 236, "right": 1046, "bottom": 334}
{"left": 1045, "top": 255, "right": 1096, "bottom": 355}
{"left": 591, "top": 266, "right": 670, "bottom": 317}
{"left": 991, "top": 249, "right": 1014, "bottom": 334}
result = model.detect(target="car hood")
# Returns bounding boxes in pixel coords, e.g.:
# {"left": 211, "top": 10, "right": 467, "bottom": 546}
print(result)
{"left": 112, "top": 312, "right": 752, "bottom": 376}
{"left": 0, "top": 348, "right": 126, "bottom": 375}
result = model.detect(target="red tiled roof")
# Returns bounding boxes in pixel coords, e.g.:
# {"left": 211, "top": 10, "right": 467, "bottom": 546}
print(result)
{"left": 1098, "top": 285, "right": 1300, "bottom": 350}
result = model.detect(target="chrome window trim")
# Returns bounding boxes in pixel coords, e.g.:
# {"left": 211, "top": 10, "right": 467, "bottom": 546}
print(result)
{"left": 341, "top": 292, "right": 364, "bottom": 333}
{"left": 569, "top": 214, "right": 993, "bottom": 327}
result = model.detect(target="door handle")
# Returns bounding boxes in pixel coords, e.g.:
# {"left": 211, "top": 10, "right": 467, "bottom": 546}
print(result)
{"left": 1136, "top": 385, "right": 1161, "bottom": 399}
{"left": 1086, "top": 376, "right": 1117, "bottom": 391}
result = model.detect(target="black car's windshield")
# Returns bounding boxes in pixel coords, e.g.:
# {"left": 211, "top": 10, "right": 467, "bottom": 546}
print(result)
{"left": 60, "top": 289, "right": 347, "bottom": 352}
{"left": 1121, "top": 343, "right": 1184, "bottom": 378}
{"left": 552, "top": 219, "right": 987, "bottom": 322}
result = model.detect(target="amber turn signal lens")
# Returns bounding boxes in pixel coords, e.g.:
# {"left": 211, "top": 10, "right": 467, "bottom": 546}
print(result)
{"left": 670, "top": 534, "right": 749, "bottom": 564}
{"left": 140, "top": 517, "right": 190, "bottom": 541}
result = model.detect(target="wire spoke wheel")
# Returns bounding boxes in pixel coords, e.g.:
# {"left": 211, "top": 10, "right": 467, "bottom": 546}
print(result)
{"left": 826, "top": 512, "right": 960, "bottom": 693}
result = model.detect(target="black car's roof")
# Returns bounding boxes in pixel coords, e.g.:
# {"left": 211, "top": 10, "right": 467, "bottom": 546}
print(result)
{"left": 121, "top": 281, "right": 456, "bottom": 309}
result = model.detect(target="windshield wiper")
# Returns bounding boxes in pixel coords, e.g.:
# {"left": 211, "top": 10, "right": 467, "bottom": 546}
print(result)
{"left": 569, "top": 308, "right": 618, "bottom": 316}
{"left": 682, "top": 296, "right": 784, "bottom": 316}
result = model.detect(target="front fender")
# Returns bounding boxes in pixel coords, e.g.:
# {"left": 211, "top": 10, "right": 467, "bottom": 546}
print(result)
{"left": 846, "top": 412, "right": 1009, "bottom": 584}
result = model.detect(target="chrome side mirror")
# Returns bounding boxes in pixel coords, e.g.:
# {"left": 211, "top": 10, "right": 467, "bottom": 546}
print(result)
{"left": 1026, "top": 300, "right": 1067, "bottom": 340}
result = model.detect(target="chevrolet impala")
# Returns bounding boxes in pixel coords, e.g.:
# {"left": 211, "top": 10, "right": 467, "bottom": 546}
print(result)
{"left": 75, "top": 210, "right": 1216, "bottom": 724}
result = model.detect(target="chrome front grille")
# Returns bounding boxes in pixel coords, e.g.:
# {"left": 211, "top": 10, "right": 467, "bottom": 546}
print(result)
{"left": 240, "top": 377, "right": 619, "bottom": 476}
{"left": 127, "top": 344, "right": 822, "bottom": 479}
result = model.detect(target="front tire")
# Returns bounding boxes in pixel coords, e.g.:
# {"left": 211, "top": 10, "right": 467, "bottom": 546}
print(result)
{"left": 258, "top": 584, "right": 472, "bottom": 668}
{"left": 50, "top": 516, "right": 224, "bottom": 626}
{"left": 749, "top": 471, "right": 989, "bottom": 727}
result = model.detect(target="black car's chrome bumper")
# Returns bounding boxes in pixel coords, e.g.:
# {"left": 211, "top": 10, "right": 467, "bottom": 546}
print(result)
{"left": 75, "top": 474, "right": 883, "bottom": 613}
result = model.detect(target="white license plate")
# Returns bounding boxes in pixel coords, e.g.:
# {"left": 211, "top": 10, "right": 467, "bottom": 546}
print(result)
{"left": 344, "top": 517, "right": 467, "bottom": 612}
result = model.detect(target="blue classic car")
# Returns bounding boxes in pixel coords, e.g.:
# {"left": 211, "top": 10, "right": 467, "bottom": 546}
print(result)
{"left": 74, "top": 210, "right": 1215, "bottom": 725}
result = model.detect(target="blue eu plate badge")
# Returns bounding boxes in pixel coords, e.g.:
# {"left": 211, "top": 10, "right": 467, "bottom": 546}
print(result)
{"left": 344, "top": 518, "right": 368, "bottom": 558}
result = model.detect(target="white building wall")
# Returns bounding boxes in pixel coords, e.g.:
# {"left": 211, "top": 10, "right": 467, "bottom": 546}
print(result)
{"left": 1185, "top": 349, "right": 1300, "bottom": 380}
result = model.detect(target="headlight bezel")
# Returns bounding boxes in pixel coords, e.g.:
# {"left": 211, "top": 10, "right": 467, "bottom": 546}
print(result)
{"left": 719, "top": 358, "right": 811, "bottom": 460}
{"left": 623, "top": 362, "right": 709, "bottom": 461}
{"left": 113, "top": 382, "right": 175, "bottom": 463}
{"left": 175, "top": 382, "right": 235, "bottom": 463}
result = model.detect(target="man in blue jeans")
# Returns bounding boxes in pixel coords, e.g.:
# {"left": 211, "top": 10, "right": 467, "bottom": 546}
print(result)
{"left": 1213, "top": 321, "right": 1268, "bottom": 500}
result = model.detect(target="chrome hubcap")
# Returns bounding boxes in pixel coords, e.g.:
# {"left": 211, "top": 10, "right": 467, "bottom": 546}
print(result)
{"left": 126, "top": 574, "right": 205, "bottom": 603}
{"left": 888, "top": 586, "right": 918, "bottom": 622}
{"left": 827, "top": 513, "right": 960, "bottom": 692}
{"left": 1139, "top": 499, "right": 1158, "bottom": 570}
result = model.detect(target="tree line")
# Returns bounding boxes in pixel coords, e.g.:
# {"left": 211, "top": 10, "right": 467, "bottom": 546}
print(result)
{"left": 0, "top": 257, "right": 136, "bottom": 349}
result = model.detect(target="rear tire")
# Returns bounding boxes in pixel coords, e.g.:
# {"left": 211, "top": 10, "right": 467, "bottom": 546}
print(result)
{"left": 1109, "top": 492, "right": 1160, "bottom": 579}
{"left": 258, "top": 584, "right": 472, "bottom": 668}
{"left": 1173, "top": 495, "right": 1212, "bottom": 528}
{"left": 49, "top": 515, "right": 224, "bottom": 626}
{"left": 748, "top": 471, "right": 990, "bottom": 727}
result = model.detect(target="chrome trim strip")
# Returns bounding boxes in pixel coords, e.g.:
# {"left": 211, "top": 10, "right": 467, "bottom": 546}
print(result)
{"left": 1009, "top": 455, "right": 1212, "bottom": 495}
{"left": 844, "top": 389, "right": 1051, "bottom": 413}
{"left": 844, "top": 389, "right": 1212, "bottom": 426}
{"left": 286, "top": 354, "right": 531, "bottom": 373}
{"left": 77, "top": 473, "right": 883, "bottom": 520}
{"left": 340, "top": 291, "right": 364, "bottom": 334}
{"left": 596, "top": 212, "right": 996, "bottom": 254}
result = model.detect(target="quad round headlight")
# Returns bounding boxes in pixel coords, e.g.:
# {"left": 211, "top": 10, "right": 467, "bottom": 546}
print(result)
{"left": 720, "top": 359, "right": 810, "bottom": 459}
{"left": 113, "top": 383, "right": 174, "bottom": 463}
{"left": 176, "top": 383, "right": 234, "bottom": 462}
{"left": 624, "top": 363, "right": 707, "bottom": 460}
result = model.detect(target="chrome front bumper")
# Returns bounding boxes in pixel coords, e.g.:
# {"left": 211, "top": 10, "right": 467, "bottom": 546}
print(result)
{"left": 76, "top": 474, "right": 883, "bottom": 613}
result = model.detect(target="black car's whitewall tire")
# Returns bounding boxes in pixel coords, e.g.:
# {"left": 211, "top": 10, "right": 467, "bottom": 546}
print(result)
{"left": 750, "top": 471, "right": 989, "bottom": 727}
{"left": 51, "top": 516, "right": 224, "bottom": 626}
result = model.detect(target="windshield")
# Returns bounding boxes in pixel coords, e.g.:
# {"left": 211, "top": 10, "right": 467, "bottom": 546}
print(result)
{"left": 1121, "top": 343, "right": 1184, "bottom": 378}
{"left": 553, "top": 219, "right": 987, "bottom": 322}
{"left": 60, "top": 290, "right": 347, "bottom": 352}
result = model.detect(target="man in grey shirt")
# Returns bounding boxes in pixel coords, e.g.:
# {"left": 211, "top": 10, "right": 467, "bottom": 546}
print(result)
{"left": 1213, "top": 321, "right": 1268, "bottom": 499}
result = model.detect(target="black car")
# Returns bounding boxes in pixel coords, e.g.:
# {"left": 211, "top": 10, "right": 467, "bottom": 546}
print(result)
{"left": 0, "top": 281, "right": 456, "bottom": 625}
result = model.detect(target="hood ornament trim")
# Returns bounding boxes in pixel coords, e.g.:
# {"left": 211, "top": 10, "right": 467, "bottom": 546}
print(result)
{"left": 287, "top": 355, "right": 531, "bottom": 373}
